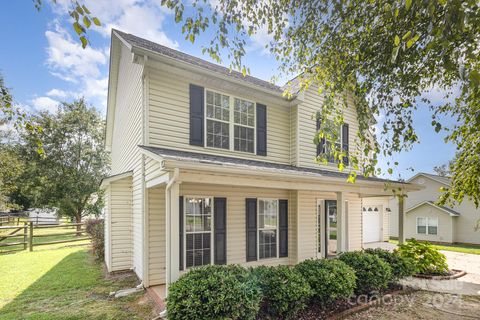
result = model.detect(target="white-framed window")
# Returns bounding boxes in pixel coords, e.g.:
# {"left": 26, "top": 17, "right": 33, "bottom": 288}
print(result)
{"left": 206, "top": 91, "right": 230, "bottom": 150}
{"left": 258, "top": 199, "right": 278, "bottom": 259}
{"left": 184, "top": 197, "right": 214, "bottom": 268}
{"left": 416, "top": 217, "right": 438, "bottom": 235}
{"left": 205, "top": 89, "right": 256, "bottom": 153}
{"left": 321, "top": 119, "right": 342, "bottom": 163}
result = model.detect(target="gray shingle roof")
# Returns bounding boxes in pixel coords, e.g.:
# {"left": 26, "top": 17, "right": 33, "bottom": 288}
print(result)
{"left": 139, "top": 145, "right": 405, "bottom": 184}
{"left": 113, "top": 29, "right": 282, "bottom": 93}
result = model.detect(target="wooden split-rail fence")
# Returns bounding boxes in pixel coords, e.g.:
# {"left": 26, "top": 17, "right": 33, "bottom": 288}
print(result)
{"left": 0, "top": 221, "right": 91, "bottom": 253}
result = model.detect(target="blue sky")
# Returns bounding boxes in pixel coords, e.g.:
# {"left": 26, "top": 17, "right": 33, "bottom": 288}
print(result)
{"left": 0, "top": 0, "right": 456, "bottom": 179}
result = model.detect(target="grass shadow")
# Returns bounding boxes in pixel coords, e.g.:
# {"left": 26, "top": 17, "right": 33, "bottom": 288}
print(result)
{"left": 0, "top": 249, "right": 155, "bottom": 320}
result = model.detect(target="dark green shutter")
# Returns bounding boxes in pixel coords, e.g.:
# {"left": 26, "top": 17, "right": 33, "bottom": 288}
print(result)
{"left": 214, "top": 197, "right": 227, "bottom": 265}
{"left": 179, "top": 196, "right": 184, "bottom": 271}
{"left": 256, "top": 104, "right": 267, "bottom": 156}
{"left": 279, "top": 199, "right": 288, "bottom": 258}
{"left": 342, "top": 123, "right": 349, "bottom": 166}
{"left": 246, "top": 198, "right": 257, "bottom": 262}
{"left": 189, "top": 84, "right": 204, "bottom": 146}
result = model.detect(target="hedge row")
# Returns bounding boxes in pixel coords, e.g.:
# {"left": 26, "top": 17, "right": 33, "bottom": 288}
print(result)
{"left": 166, "top": 250, "right": 415, "bottom": 319}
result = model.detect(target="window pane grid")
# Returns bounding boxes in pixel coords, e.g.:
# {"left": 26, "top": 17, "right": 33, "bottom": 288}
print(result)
{"left": 258, "top": 200, "right": 278, "bottom": 260}
{"left": 185, "top": 197, "right": 212, "bottom": 268}
{"left": 417, "top": 217, "right": 438, "bottom": 235}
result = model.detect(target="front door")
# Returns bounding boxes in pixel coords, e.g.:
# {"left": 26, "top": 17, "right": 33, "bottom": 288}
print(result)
{"left": 325, "top": 200, "right": 337, "bottom": 257}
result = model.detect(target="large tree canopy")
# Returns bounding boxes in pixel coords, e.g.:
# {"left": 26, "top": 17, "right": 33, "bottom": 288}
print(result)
{"left": 160, "top": 0, "right": 480, "bottom": 206}
{"left": 3, "top": 99, "right": 109, "bottom": 222}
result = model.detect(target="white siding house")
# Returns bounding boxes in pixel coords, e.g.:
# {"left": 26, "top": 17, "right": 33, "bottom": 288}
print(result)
{"left": 389, "top": 173, "right": 480, "bottom": 244}
{"left": 102, "top": 30, "right": 421, "bottom": 292}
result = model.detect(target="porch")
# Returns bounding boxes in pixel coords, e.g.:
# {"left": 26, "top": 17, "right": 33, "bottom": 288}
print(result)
{"left": 139, "top": 146, "right": 419, "bottom": 291}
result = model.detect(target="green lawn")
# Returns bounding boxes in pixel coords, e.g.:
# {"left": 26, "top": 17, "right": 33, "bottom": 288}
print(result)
{"left": 389, "top": 239, "right": 480, "bottom": 255}
{"left": 0, "top": 246, "right": 156, "bottom": 319}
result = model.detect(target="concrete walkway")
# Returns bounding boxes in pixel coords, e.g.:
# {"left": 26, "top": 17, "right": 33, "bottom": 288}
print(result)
{"left": 363, "top": 241, "right": 480, "bottom": 296}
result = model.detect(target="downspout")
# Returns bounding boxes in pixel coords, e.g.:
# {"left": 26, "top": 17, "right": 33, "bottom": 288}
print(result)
{"left": 165, "top": 168, "right": 180, "bottom": 286}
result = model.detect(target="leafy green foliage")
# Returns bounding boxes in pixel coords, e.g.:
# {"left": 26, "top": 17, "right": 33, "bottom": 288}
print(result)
{"left": 364, "top": 248, "right": 416, "bottom": 282}
{"left": 160, "top": 0, "right": 480, "bottom": 206}
{"left": 339, "top": 251, "right": 392, "bottom": 294}
{"left": 32, "top": 0, "right": 101, "bottom": 48}
{"left": 397, "top": 239, "right": 449, "bottom": 275}
{"left": 85, "top": 219, "right": 104, "bottom": 260}
{"left": 2, "top": 99, "right": 108, "bottom": 223}
{"left": 166, "top": 265, "right": 261, "bottom": 320}
{"left": 251, "top": 265, "right": 312, "bottom": 319}
{"left": 295, "top": 259, "right": 356, "bottom": 307}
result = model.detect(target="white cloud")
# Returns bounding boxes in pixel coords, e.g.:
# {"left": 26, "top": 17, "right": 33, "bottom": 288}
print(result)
{"left": 30, "top": 97, "right": 60, "bottom": 113}
{"left": 52, "top": 0, "right": 178, "bottom": 48}
{"left": 45, "top": 24, "right": 107, "bottom": 82}
{"left": 46, "top": 88, "right": 71, "bottom": 98}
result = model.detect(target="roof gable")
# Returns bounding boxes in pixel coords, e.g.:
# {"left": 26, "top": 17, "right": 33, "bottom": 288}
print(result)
{"left": 406, "top": 200, "right": 460, "bottom": 216}
{"left": 408, "top": 172, "right": 450, "bottom": 187}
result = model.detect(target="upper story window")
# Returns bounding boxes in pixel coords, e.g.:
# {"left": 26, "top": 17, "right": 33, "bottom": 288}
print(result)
{"left": 206, "top": 91, "right": 230, "bottom": 149}
{"left": 205, "top": 89, "right": 255, "bottom": 153}
{"left": 317, "top": 117, "right": 349, "bottom": 165}
{"left": 323, "top": 119, "right": 341, "bottom": 163}
{"left": 234, "top": 98, "right": 255, "bottom": 153}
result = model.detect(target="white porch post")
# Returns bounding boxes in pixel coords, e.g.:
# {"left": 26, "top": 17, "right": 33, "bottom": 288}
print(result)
{"left": 398, "top": 195, "right": 405, "bottom": 245}
{"left": 165, "top": 170, "right": 180, "bottom": 292}
{"left": 336, "top": 192, "right": 346, "bottom": 253}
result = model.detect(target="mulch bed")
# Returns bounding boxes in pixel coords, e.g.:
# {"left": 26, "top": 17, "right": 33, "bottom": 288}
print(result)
{"left": 413, "top": 269, "right": 466, "bottom": 280}
{"left": 295, "top": 285, "right": 414, "bottom": 320}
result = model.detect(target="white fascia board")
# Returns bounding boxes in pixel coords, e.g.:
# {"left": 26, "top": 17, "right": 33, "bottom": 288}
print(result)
{"left": 100, "top": 171, "right": 133, "bottom": 187}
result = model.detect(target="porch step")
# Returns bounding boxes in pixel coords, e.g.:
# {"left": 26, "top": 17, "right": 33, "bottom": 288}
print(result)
{"left": 147, "top": 284, "right": 166, "bottom": 311}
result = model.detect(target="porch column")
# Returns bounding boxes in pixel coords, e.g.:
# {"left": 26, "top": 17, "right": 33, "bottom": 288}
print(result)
{"left": 166, "top": 178, "right": 180, "bottom": 291}
{"left": 336, "top": 191, "right": 347, "bottom": 253}
{"left": 398, "top": 195, "right": 405, "bottom": 244}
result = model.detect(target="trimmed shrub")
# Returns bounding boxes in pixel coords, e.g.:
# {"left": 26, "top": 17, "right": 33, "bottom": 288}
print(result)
{"left": 295, "top": 259, "right": 356, "bottom": 307}
{"left": 339, "top": 251, "right": 392, "bottom": 294}
{"left": 364, "top": 248, "right": 416, "bottom": 282}
{"left": 252, "top": 265, "right": 312, "bottom": 319}
{"left": 84, "top": 219, "right": 104, "bottom": 260}
{"left": 397, "top": 239, "right": 449, "bottom": 275}
{"left": 166, "top": 265, "right": 261, "bottom": 320}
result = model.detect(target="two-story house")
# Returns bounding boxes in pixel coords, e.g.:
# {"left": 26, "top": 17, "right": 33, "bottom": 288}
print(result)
{"left": 390, "top": 173, "right": 480, "bottom": 244}
{"left": 101, "top": 30, "right": 420, "bottom": 296}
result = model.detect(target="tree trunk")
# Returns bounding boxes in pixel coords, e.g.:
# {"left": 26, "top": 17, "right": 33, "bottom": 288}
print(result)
{"left": 75, "top": 212, "right": 82, "bottom": 234}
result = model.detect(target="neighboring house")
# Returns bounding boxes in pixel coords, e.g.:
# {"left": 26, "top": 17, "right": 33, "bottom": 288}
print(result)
{"left": 101, "top": 30, "right": 420, "bottom": 291}
{"left": 390, "top": 173, "right": 480, "bottom": 244}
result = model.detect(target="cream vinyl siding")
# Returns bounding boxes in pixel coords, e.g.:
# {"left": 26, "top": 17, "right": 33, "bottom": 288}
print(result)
{"left": 453, "top": 201, "right": 480, "bottom": 244}
{"left": 180, "top": 184, "right": 293, "bottom": 267}
{"left": 404, "top": 205, "right": 454, "bottom": 243}
{"left": 148, "top": 186, "right": 166, "bottom": 285}
{"left": 107, "top": 177, "right": 133, "bottom": 271}
{"left": 108, "top": 43, "right": 145, "bottom": 278}
{"left": 297, "top": 87, "right": 361, "bottom": 170}
{"left": 290, "top": 105, "right": 298, "bottom": 165}
{"left": 147, "top": 69, "right": 291, "bottom": 164}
